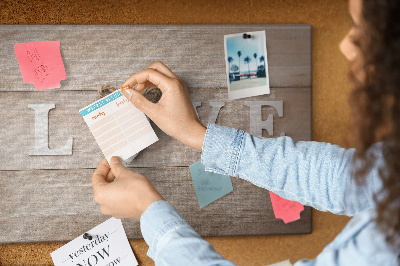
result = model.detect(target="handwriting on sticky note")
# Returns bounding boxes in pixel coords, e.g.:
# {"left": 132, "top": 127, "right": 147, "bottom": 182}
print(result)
{"left": 269, "top": 191, "right": 304, "bottom": 224}
{"left": 79, "top": 89, "right": 158, "bottom": 162}
{"left": 14, "top": 41, "right": 67, "bottom": 90}
{"left": 189, "top": 160, "right": 233, "bottom": 208}
{"left": 51, "top": 218, "right": 138, "bottom": 266}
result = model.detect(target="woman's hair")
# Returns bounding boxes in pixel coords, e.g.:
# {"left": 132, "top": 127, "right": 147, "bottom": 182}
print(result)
{"left": 349, "top": 0, "right": 400, "bottom": 252}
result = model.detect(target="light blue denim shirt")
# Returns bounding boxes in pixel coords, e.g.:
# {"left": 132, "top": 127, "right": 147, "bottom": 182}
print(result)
{"left": 140, "top": 124, "right": 399, "bottom": 265}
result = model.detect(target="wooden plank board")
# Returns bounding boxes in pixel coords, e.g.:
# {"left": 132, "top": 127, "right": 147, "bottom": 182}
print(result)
{"left": 0, "top": 87, "right": 311, "bottom": 170}
{"left": 0, "top": 168, "right": 311, "bottom": 243}
{"left": 0, "top": 25, "right": 311, "bottom": 92}
{"left": 0, "top": 25, "right": 312, "bottom": 243}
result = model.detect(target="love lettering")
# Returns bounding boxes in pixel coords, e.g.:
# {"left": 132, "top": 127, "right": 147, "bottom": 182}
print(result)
{"left": 28, "top": 101, "right": 284, "bottom": 156}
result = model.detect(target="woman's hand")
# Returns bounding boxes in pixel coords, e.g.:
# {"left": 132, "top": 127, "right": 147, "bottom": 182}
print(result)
{"left": 120, "top": 61, "right": 206, "bottom": 151}
{"left": 91, "top": 157, "right": 164, "bottom": 220}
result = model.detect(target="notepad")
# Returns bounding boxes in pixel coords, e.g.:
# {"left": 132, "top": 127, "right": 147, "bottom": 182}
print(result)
{"left": 79, "top": 89, "right": 158, "bottom": 162}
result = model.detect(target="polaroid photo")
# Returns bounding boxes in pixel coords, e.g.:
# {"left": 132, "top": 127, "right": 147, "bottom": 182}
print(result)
{"left": 224, "top": 30, "right": 270, "bottom": 100}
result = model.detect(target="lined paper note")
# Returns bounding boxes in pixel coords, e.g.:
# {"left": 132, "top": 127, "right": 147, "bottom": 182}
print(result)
{"left": 79, "top": 90, "right": 158, "bottom": 162}
{"left": 14, "top": 41, "right": 67, "bottom": 90}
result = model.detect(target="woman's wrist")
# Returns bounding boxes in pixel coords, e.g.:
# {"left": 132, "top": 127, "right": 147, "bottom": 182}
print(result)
{"left": 182, "top": 122, "right": 206, "bottom": 152}
{"left": 194, "top": 124, "right": 207, "bottom": 152}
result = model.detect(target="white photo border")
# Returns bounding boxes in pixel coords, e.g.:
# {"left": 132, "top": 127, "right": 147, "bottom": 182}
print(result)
{"left": 224, "top": 30, "right": 270, "bottom": 100}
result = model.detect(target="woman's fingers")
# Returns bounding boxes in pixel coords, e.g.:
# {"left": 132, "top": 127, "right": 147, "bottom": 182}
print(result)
{"left": 135, "top": 80, "right": 156, "bottom": 92}
{"left": 147, "top": 61, "right": 179, "bottom": 79}
{"left": 105, "top": 168, "right": 116, "bottom": 183}
{"left": 91, "top": 159, "right": 110, "bottom": 189}
{"left": 120, "top": 68, "right": 173, "bottom": 93}
{"left": 119, "top": 61, "right": 205, "bottom": 151}
{"left": 121, "top": 88, "right": 158, "bottom": 119}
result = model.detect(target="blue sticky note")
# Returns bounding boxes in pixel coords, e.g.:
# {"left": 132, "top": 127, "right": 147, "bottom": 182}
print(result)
{"left": 189, "top": 160, "right": 233, "bottom": 208}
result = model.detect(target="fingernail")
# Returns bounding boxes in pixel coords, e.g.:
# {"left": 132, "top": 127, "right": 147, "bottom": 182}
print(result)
{"left": 125, "top": 89, "right": 133, "bottom": 100}
{"left": 110, "top": 156, "right": 122, "bottom": 165}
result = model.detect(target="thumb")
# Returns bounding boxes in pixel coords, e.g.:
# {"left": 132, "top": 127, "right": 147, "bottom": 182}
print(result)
{"left": 109, "top": 156, "right": 129, "bottom": 179}
{"left": 92, "top": 158, "right": 111, "bottom": 189}
{"left": 123, "top": 88, "right": 154, "bottom": 115}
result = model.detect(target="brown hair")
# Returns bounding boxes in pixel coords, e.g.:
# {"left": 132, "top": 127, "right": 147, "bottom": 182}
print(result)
{"left": 349, "top": 0, "right": 400, "bottom": 253}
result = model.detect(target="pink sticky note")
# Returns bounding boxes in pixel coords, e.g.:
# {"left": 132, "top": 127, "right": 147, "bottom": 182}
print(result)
{"left": 14, "top": 41, "right": 67, "bottom": 90}
{"left": 269, "top": 191, "right": 304, "bottom": 224}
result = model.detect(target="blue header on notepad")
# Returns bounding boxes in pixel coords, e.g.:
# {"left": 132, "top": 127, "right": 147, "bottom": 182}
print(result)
{"left": 80, "top": 91, "right": 123, "bottom": 117}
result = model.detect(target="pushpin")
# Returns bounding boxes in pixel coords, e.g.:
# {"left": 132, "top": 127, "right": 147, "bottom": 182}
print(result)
{"left": 83, "top": 233, "right": 95, "bottom": 240}
{"left": 243, "top": 33, "right": 252, "bottom": 39}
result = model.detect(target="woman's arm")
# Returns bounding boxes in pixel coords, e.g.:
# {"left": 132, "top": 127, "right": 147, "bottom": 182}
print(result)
{"left": 202, "top": 124, "right": 383, "bottom": 216}
{"left": 91, "top": 157, "right": 235, "bottom": 266}
{"left": 120, "top": 61, "right": 382, "bottom": 217}
{"left": 141, "top": 201, "right": 236, "bottom": 266}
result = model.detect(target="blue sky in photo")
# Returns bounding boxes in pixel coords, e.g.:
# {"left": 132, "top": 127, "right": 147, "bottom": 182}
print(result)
{"left": 226, "top": 32, "right": 266, "bottom": 73}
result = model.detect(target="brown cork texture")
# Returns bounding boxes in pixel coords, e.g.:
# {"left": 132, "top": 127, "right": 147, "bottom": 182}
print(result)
{"left": 0, "top": 0, "right": 352, "bottom": 265}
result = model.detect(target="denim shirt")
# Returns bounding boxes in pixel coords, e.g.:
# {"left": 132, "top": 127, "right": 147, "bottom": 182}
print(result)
{"left": 140, "top": 124, "right": 399, "bottom": 265}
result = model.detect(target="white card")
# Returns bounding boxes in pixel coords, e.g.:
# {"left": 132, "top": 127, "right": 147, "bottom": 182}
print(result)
{"left": 51, "top": 218, "right": 138, "bottom": 266}
{"left": 79, "top": 89, "right": 158, "bottom": 162}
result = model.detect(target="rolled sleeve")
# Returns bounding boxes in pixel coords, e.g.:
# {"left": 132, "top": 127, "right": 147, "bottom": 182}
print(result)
{"left": 201, "top": 124, "right": 245, "bottom": 176}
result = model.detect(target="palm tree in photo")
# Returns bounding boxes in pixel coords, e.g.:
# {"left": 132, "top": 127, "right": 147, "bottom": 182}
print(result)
{"left": 260, "top": 55, "right": 265, "bottom": 71}
{"left": 244, "top": 56, "right": 251, "bottom": 78}
{"left": 259, "top": 55, "right": 266, "bottom": 77}
{"left": 253, "top": 53, "right": 258, "bottom": 73}
{"left": 231, "top": 64, "right": 239, "bottom": 73}
{"left": 227, "top": 56, "right": 234, "bottom": 73}
{"left": 237, "top": 51, "right": 242, "bottom": 77}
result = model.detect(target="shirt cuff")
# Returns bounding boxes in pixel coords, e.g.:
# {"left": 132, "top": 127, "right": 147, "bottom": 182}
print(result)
{"left": 201, "top": 124, "right": 245, "bottom": 177}
{"left": 140, "top": 200, "right": 191, "bottom": 260}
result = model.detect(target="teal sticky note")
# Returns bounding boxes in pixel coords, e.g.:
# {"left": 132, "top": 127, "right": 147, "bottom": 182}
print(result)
{"left": 189, "top": 160, "right": 233, "bottom": 208}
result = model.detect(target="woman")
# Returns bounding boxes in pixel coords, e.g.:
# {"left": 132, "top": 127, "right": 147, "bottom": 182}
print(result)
{"left": 91, "top": 0, "right": 400, "bottom": 264}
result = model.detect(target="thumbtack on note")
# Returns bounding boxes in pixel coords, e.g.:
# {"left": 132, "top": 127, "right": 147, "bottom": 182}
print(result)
{"left": 269, "top": 191, "right": 304, "bottom": 224}
{"left": 14, "top": 41, "right": 67, "bottom": 90}
{"left": 189, "top": 160, "right": 233, "bottom": 208}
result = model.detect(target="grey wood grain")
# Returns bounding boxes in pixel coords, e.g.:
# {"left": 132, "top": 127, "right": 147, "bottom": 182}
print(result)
{"left": 0, "top": 25, "right": 311, "bottom": 91}
{"left": 0, "top": 168, "right": 311, "bottom": 243}
{"left": 0, "top": 24, "right": 312, "bottom": 243}
{"left": 0, "top": 87, "right": 311, "bottom": 170}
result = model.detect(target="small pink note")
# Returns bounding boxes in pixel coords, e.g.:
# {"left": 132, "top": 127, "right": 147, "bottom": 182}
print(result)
{"left": 269, "top": 191, "right": 304, "bottom": 224}
{"left": 14, "top": 41, "right": 67, "bottom": 90}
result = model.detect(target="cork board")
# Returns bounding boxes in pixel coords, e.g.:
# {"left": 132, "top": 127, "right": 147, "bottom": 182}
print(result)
{"left": 0, "top": 1, "right": 355, "bottom": 265}
{"left": 0, "top": 25, "right": 311, "bottom": 244}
